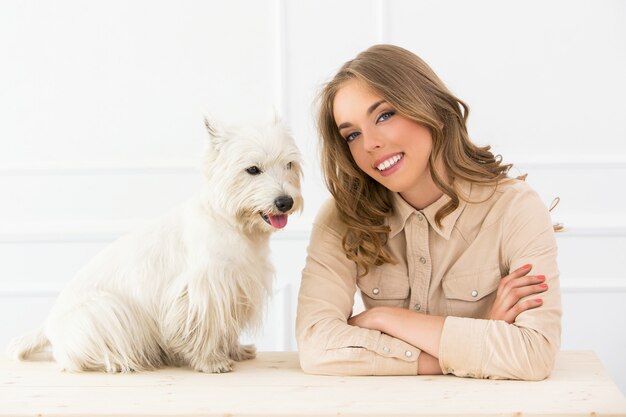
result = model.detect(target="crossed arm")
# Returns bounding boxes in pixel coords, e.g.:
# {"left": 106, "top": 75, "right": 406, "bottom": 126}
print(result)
{"left": 347, "top": 264, "right": 549, "bottom": 374}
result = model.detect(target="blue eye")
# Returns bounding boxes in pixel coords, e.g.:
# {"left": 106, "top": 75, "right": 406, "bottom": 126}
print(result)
{"left": 345, "top": 131, "right": 360, "bottom": 143}
{"left": 377, "top": 111, "right": 394, "bottom": 123}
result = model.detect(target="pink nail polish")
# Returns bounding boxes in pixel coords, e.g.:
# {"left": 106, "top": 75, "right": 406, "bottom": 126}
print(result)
{"left": 535, "top": 298, "right": 542, "bottom": 303}
{"left": 521, "top": 264, "right": 530, "bottom": 270}
{"left": 538, "top": 275, "right": 545, "bottom": 280}
{"left": 539, "top": 283, "right": 548, "bottom": 288}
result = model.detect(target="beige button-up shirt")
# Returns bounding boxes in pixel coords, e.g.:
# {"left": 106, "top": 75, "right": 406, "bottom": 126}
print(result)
{"left": 296, "top": 179, "right": 561, "bottom": 380}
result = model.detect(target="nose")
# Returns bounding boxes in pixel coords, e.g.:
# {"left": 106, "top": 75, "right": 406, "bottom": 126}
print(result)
{"left": 362, "top": 129, "right": 383, "bottom": 152}
{"left": 274, "top": 195, "right": 294, "bottom": 213}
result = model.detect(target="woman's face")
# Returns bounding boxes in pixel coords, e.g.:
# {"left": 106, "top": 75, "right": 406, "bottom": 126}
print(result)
{"left": 333, "top": 79, "right": 436, "bottom": 200}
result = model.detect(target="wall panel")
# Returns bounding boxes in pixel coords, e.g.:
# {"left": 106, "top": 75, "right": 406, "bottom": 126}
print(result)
{"left": 0, "top": 171, "right": 201, "bottom": 222}
{"left": 284, "top": 0, "right": 381, "bottom": 222}
{"left": 385, "top": 0, "right": 626, "bottom": 160}
{"left": 0, "top": 0, "right": 624, "bottom": 395}
{"left": 0, "top": 0, "right": 277, "bottom": 167}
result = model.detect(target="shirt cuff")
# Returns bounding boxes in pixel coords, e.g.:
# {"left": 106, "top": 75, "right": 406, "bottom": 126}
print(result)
{"left": 371, "top": 332, "right": 419, "bottom": 375}
{"left": 438, "top": 316, "right": 486, "bottom": 377}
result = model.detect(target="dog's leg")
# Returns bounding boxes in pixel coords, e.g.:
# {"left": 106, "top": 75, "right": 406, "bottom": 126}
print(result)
{"left": 230, "top": 343, "right": 256, "bottom": 361}
{"left": 188, "top": 349, "right": 234, "bottom": 373}
{"left": 163, "top": 324, "right": 235, "bottom": 373}
{"left": 46, "top": 291, "right": 165, "bottom": 372}
{"left": 161, "top": 275, "right": 261, "bottom": 373}
{"left": 160, "top": 282, "right": 236, "bottom": 373}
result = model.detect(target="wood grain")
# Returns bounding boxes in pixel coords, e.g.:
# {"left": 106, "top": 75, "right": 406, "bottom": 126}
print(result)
{"left": 1, "top": 351, "right": 625, "bottom": 416}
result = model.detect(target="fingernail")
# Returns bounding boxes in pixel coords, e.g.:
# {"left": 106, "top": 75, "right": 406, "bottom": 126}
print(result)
{"left": 535, "top": 298, "right": 543, "bottom": 303}
{"left": 521, "top": 264, "right": 530, "bottom": 269}
{"left": 539, "top": 283, "right": 548, "bottom": 288}
{"left": 538, "top": 275, "right": 546, "bottom": 280}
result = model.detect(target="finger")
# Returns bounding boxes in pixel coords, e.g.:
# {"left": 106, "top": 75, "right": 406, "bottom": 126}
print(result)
{"left": 501, "top": 264, "right": 532, "bottom": 285}
{"left": 509, "top": 298, "right": 543, "bottom": 322}
{"left": 498, "top": 265, "right": 534, "bottom": 300}
{"left": 510, "top": 283, "right": 549, "bottom": 301}
{"left": 508, "top": 274, "right": 546, "bottom": 289}
{"left": 497, "top": 282, "right": 547, "bottom": 313}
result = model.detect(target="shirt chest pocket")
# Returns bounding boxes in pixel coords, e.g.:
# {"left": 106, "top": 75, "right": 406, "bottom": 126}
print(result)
{"left": 442, "top": 265, "right": 501, "bottom": 318}
{"left": 357, "top": 268, "right": 410, "bottom": 309}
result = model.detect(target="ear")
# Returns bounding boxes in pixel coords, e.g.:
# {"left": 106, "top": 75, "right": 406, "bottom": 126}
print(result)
{"left": 203, "top": 115, "right": 228, "bottom": 151}
{"left": 204, "top": 115, "right": 220, "bottom": 138}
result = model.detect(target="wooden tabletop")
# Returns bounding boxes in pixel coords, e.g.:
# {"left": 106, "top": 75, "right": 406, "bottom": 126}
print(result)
{"left": 1, "top": 351, "right": 625, "bottom": 417}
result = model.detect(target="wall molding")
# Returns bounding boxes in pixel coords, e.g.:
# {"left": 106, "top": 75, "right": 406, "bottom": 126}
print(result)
{"left": 511, "top": 158, "right": 626, "bottom": 170}
{"left": 2, "top": 279, "right": 624, "bottom": 299}
{"left": 0, "top": 221, "right": 624, "bottom": 243}
{"left": 0, "top": 161, "right": 199, "bottom": 176}
{"left": 560, "top": 279, "right": 626, "bottom": 294}
{"left": 0, "top": 220, "right": 313, "bottom": 243}
{"left": 374, "top": 0, "right": 388, "bottom": 43}
{"left": 1, "top": 158, "right": 624, "bottom": 177}
{"left": 555, "top": 226, "right": 626, "bottom": 237}
{"left": 273, "top": 0, "right": 287, "bottom": 121}
{"left": 0, "top": 282, "right": 296, "bottom": 298}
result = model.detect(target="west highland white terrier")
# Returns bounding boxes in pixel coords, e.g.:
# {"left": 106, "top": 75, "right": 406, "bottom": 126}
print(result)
{"left": 8, "top": 116, "right": 303, "bottom": 373}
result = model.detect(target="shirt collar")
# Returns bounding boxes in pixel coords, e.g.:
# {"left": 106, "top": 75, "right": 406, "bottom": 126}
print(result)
{"left": 388, "top": 179, "right": 471, "bottom": 241}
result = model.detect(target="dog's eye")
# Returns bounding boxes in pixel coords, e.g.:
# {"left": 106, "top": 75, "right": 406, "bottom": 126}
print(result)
{"left": 245, "top": 166, "right": 262, "bottom": 175}
{"left": 286, "top": 162, "right": 292, "bottom": 170}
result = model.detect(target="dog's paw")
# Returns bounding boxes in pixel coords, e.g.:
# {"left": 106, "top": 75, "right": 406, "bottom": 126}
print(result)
{"left": 231, "top": 344, "right": 256, "bottom": 361}
{"left": 196, "top": 358, "right": 234, "bottom": 374}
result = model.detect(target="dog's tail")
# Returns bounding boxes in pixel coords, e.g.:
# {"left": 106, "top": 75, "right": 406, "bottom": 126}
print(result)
{"left": 6, "top": 328, "right": 50, "bottom": 360}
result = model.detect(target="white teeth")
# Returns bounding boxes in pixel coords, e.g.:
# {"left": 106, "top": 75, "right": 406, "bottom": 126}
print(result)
{"left": 377, "top": 154, "right": 403, "bottom": 171}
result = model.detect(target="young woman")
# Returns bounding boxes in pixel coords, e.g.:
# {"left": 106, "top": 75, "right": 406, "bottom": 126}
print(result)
{"left": 296, "top": 44, "right": 561, "bottom": 380}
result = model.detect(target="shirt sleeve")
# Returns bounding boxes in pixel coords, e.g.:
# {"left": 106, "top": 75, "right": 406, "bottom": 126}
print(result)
{"left": 438, "top": 184, "right": 562, "bottom": 380}
{"left": 296, "top": 200, "right": 419, "bottom": 375}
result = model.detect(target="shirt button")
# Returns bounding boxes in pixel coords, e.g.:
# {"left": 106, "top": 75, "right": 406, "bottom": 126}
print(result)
{"left": 372, "top": 288, "right": 380, "bottom": 295}
{"left": 414, "top": 303, "right": 421, "bottom": 311}
{"left": 405, "top": 351, "right": 413, "bottom": 358}
{"left": 383, "top": 347, "right": 390, "bottom": 353}
{"left": 417, "top": 213, "right": 424, "bottom": 221}
{"left": 471, "top": 290, "right": 478, "bottom": 297}
{"left": 419, "top": 257, "right": 426, "bottom": 264}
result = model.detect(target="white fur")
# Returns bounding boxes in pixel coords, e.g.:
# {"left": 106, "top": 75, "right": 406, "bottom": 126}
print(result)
{"left": 7, "top": 117, "right": 303, "bottom": 373}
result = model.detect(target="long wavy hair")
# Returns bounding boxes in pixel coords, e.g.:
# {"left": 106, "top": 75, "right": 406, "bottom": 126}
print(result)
{"left": 318, "top": 44, "right": 512, "bottom": 277}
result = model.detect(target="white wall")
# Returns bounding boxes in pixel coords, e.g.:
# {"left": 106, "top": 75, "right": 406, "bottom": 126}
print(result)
{"left": 1, "top": 0, "right": 625, "bottom": 393}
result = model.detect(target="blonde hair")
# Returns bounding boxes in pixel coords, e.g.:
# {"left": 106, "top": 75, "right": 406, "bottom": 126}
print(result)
{"left": 318, "top": 44, "right": 512, "bottom": 277}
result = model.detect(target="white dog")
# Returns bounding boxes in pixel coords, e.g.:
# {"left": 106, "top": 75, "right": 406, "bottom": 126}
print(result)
{"left": 8, "top": 116, "right": 303, "bottom": 373}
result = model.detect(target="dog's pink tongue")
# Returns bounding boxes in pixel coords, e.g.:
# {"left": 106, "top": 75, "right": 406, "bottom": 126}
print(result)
{"left": 269, "top": 214, "right": 288, "bottom": 229}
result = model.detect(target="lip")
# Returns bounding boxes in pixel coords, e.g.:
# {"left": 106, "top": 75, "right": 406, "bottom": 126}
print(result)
{"left": 372, "top": 152, "right": 404, "bottom": 169}
{"left": 373, "top": 152, "right": 404, "bottom": 177}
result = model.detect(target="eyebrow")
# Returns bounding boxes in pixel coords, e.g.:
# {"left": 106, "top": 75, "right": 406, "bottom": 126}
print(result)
{"left": 337, "top": 99, "right": 387, "bottom": 131}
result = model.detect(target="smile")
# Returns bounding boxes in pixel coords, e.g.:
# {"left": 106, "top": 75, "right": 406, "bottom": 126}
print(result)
{"left": 376, "top": 153, "right": 404, "bottom": 172}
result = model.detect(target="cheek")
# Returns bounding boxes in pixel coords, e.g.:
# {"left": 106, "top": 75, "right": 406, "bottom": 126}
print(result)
{"left": 348, "top": 145, "right": 370, "bottom": 172}
{"left": 418, "top": 138, "right": 434, "bottom": 160}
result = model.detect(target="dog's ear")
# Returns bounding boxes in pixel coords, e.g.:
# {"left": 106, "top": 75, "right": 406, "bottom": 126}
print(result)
{"left": 204, "top": 116, "right": 220, "bottom": 138}
{"left": 204, "top": 116, "right": 228, "bottom": 150}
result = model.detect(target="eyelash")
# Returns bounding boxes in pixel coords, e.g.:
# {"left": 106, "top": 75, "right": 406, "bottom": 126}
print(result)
{"left": 345, "top": 131, "right": 360, "bottom": 142}
{"left": 377, "top": 111, "right": 394, "bottom": 122}
{"left": 343, "top": 111, "right": 395, "bottom": 143}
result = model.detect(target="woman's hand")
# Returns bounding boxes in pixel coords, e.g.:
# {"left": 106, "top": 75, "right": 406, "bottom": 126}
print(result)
{"left": 488, "top": 264, "right": 548, "bottom": 324}
{"left": 348, "top": 306, "right": 445, "bottom": 360}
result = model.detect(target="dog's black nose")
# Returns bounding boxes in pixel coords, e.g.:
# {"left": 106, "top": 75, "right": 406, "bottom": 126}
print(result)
{"left": 274, "top": 196, "right": 294, "bottom": 213}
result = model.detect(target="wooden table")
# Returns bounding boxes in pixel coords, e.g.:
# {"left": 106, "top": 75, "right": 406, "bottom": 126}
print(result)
{"left": 1, "top": 351, "right": 625, "bottom": 416}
